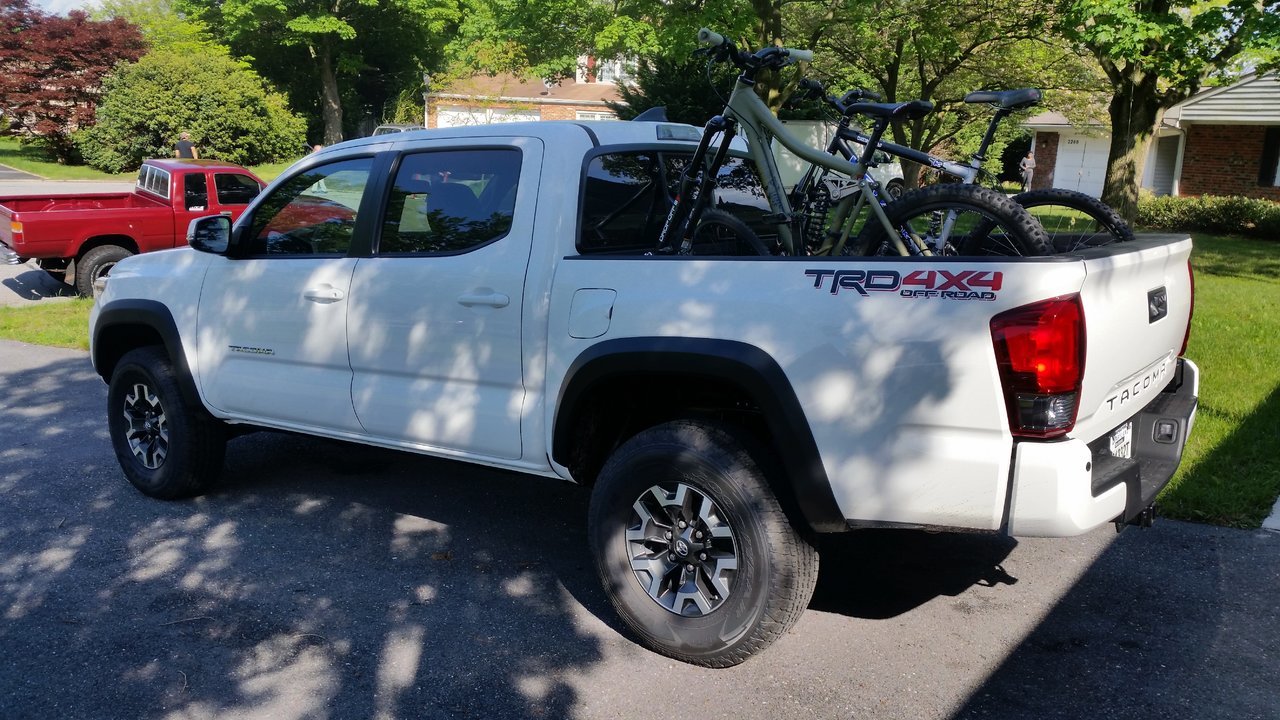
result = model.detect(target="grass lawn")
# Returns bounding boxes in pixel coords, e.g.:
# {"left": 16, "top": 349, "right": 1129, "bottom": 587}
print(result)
{"left": 0, "top": 232, "right": 1275, "bottom": 527}
{"left": 1157, "top": 233, "right": 1280, "bottom": 527}
{"left": 0, "top": 298, "right": 92, "bottom": 350}
{"left": 0, "top": 136, "right": 301, "bottom": 183}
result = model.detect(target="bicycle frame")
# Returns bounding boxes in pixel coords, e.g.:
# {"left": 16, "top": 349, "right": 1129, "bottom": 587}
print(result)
{"left": 663, "top": 64, "right": 915, "bottom": 257}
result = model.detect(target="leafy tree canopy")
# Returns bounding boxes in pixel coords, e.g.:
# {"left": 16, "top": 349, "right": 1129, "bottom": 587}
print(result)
{"left": 77, "top": 48, "right": 306, "bottom": 172}
{"left": 0, "top": 0, "right": 146, "bottom": 162}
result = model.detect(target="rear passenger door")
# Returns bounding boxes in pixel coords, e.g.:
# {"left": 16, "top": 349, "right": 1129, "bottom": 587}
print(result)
{"left": 347, "top": 139, "right": 540, "bottom": 460}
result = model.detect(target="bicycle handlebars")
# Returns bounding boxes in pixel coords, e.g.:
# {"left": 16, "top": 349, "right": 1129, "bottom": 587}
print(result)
{"left": 697, "top": 28, "right": 812, "bottom": 68}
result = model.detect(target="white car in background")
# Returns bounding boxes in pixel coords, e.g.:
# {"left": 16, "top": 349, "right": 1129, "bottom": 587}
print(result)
{"left": 774, "top": 119, "right": 906, "bottom": 198}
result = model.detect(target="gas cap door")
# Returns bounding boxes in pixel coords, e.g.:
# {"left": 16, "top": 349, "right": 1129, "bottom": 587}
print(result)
{"left": 568, "top": 288, "right": 616, "bottom": 339}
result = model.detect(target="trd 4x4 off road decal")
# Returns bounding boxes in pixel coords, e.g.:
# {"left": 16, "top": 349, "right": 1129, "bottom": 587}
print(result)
{"left": 805, "top": 269, "right": 1003, "bottom": 300}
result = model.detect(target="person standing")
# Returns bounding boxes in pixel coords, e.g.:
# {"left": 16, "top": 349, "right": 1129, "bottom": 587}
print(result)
{"left": 173, "top": 132, "right": 199, "bottom": 159}
{"left": 1019, "top": 151, "right": 1036, "bottom": 191}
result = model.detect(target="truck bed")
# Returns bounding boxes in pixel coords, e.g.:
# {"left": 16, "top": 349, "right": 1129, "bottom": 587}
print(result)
{"left": 0, "top": 192, "right": 164, "bottom": 215}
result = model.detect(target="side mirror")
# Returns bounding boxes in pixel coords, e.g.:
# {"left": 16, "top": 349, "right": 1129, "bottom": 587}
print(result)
{"left": 187, "top": 215, "right": 232, "bottom": 254}
{"left": 874, "top": 151, "right": 895, "bottom": 165}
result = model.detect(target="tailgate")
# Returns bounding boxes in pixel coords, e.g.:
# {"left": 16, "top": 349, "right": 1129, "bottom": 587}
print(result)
{"left": 1071, "top": 234, "right": 1194, "bottom": 443}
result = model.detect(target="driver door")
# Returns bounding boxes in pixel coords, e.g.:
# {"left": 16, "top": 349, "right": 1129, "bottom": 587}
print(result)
{"left": 195, "top": 156, "right": 380, "bottom": 433}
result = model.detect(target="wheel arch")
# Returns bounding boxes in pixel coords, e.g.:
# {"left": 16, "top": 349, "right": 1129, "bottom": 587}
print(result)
{"left": 553, "top": 337, "right": 846, "bottom": 533}
{"left": 92, "top": 299, "right": 200, "bottom": 408}
{"left": 77, "top": 234, "right": 140, "bottom": 259}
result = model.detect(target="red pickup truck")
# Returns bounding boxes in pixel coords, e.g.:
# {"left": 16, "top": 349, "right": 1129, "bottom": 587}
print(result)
{"left": 0, "top": 159, "right": 264, "bottom": 296}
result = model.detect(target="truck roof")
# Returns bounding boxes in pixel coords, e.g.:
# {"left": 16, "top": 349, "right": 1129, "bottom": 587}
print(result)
{"left": 142, "top": 158, "right": 256, "bottom": 174}
{"left": 323, "top": 120, "right": 708, "bottom": 155}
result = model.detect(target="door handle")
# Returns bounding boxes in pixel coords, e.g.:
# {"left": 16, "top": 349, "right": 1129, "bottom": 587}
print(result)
{"left": 303, "top": 285, "right": 345, "bottom": 303}
{"left": 457, "top": 291, "right": 510, "bottom": 308}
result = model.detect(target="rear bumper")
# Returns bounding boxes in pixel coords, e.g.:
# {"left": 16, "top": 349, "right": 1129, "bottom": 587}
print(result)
{"left": 0, "top": 241, "right": 22, "bottom": 265}
{"left": 1008, "top": 358, "right": 1200, "bottom": 537}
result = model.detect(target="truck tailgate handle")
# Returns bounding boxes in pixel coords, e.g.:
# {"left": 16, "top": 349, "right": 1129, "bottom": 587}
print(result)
{"left": 303, "top": 285, "right": 345, "bottom": 303}
{"left": 457, "top": 291, "right": 510, "bottom": 308}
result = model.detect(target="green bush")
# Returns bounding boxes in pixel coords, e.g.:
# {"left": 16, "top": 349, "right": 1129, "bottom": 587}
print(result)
{"left": 76, "top": 48, "right": 306, "bottom": 172}
{"left": 1138, "top": 193, "right": 1280, "bottom": 239}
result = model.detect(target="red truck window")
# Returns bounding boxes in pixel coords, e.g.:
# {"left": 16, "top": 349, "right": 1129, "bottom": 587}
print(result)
{"left": 137, "top": 165, "right": 172, "bottom": 199}
{"left": 214, "top": 173, "right": 261, "bottom": 206}
{"left": 184, "top": 173, "right": 209, "bottom": 211}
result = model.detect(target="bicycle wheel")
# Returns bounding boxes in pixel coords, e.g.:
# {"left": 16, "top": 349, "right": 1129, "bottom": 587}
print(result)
{"left": 1011, "top": 188, "right": 1135, "bottom": 252}
{"left": 853, "top": 184, "right": 1053, "bottom": 257}
{"left": 687, "top": 208, "right": 771, "bottom": 256}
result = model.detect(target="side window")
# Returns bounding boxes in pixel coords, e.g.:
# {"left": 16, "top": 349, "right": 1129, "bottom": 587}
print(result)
{"left": 578, "top": 152, "right": 661, "bottom": 254}
{"left": 244, "top": 158, "right": 373, "bottom": 257}
{"left": 663, "top": 153, "right": 774, "bottom": 244}
{"left": 183, "top": 173, "right": 209, "bottom": 211}
{"left": 214, "top": 173, "right": 261, "bottom": 205}
{"left": 379, "top": 148, "right": 521, "bottom": 255}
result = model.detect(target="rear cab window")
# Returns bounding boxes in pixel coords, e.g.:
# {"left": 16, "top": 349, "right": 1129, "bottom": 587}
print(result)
{"left": 578, "top": 148, "right": 772, "bottom": 255}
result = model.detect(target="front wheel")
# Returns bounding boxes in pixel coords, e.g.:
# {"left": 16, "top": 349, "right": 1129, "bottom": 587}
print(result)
{"left": 1011, "top": 188, "right": 1135, "bottom": 252}
{"left": 855, "top": 184, "right": 1053, "bottom": 257}
{"left": 687, "top": 209, "right": 770, "bottom": 256}
{"left": 107, "top": 346, "right": 227, "bottom": 499}
{"left": 588, "top": 420, "right": 818, "bottom": 667}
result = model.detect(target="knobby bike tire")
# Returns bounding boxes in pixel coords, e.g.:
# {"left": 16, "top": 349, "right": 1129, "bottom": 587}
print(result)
{"left": 853, "top": 184, "right": 1053, "bottom": 257}
{"left": 1010, "top": 188, "right": 1135, "bottom": 252}
{"left": 687, "top": 208, "right": 771, "bottom": 256}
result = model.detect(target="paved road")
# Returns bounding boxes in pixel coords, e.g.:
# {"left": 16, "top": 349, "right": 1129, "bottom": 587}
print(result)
{"left": 0, "top": 164, "right": 42, "bottom": 181}
{"left": 0, "top": 340, "right": 1276, "bottom": 719}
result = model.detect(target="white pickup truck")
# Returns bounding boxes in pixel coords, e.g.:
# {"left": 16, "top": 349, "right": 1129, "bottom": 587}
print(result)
{"left": 89, "top": 121, "right": 1198, "bottom": 667}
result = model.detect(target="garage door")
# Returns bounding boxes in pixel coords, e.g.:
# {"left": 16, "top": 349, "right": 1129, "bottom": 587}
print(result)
{"left": 1053, "top": 132, "right": 1108, "bottom": 198}
{"left": 437, "top": 106, "right": 541, "bottom": 128}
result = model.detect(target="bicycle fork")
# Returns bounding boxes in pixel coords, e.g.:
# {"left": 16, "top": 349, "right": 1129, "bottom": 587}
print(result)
{"left": 656, "top": 115, "right": 738, "bottom": 255}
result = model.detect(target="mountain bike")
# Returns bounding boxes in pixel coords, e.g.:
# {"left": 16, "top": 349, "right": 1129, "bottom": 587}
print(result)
{"left": 790, "top": 81, "right": 1134, "bottom": 255}
{"left": 655, "top": 30, "right": 1052, "bottom": 258}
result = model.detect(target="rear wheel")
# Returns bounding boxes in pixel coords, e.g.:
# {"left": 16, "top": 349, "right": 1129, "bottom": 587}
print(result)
{"left": 107, "top": 347, "right": 226, "bottom": 499}
{"left": 588, "top": 420, "right": 818, "bottom": 667}
{"left": 687, "top": 209, "right": 770, "bottom": 256}
{"left": 76, "top": 245, "right": 132, "bottom": 298}
{"left": 1012, "top": 188, "right": 1135, "bottom": 252}
{"left": 855, "top": 184, "right": 1052, "bottom": 257}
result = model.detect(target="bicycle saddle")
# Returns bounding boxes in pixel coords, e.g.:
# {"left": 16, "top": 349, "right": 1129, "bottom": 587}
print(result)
{"left": 963, "top": 88, "right": 1042, "bottom": 110}
{"left": 846, "top": 99, "right": 934, "bottom": 120}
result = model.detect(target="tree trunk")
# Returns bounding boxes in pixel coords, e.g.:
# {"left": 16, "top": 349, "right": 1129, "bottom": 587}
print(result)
{"left": 317, "top": 42, "right": 344, "bottom": 145}
{"left": 1101, "top": 76, "right": 1160, "bottom": 223}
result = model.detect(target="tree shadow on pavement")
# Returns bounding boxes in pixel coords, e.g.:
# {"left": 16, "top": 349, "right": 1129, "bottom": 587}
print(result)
{"left": 0, "top": 353, "right": 609, "bottom": 719}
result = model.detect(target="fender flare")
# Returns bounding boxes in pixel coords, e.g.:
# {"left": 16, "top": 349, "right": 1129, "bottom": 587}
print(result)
{"left": 92, "top": 299, "right": 201, "bottom": 408}
{"left": 554, "top": 337, "right": 846, "bottom": 533}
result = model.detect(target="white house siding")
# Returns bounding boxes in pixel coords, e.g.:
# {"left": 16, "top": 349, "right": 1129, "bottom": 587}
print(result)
{"left": 1172, "top": 74, "right": 1280, "bottom": 124}
{"left": 436, "top": 106, "right": 541, "bottom": 128}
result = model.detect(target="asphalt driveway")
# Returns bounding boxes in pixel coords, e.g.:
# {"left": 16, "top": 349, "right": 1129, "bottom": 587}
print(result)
{"left": 0, "top": 339, "right": 1276, "bottom": 719}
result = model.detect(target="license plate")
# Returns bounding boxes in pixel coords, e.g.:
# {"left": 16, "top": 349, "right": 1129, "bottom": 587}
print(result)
{"left": 1110, "top": 422, "right": 1133, "bottom": 459}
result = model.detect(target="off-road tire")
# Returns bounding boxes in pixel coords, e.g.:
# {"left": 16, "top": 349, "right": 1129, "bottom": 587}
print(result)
{"left": 588, "top": 420, "right": 818, "bottom": 667}
{"left": 688, "top": 209, "right": 771, "bottom": 256}
{"left": 1011, "top": 188, "right": 1135, "bottom": 252}
{"left": 855, "top": 183, "right": 1053, "bottom": 257}
{"left": 107, "top": 346, "right": 226, "bottom": 499}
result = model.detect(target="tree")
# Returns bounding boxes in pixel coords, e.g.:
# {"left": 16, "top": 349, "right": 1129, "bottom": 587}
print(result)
{"left": 815, "top": 0, "right": 1104, "bottom": 188}
{"left": 0, "top": 0, "right": 145, "bottom": 162}
{"left": 76, "top": 48, "right": 306, "bottom": 172}
{"left": 94, "top": 0, "right": 210, "bottom": 51}
{"left": 180, "top": 0, "right": 458, "bottom": 144}
{"left": 1058, "top": 0, "right": 1280, "bottom": 220}
{"left": 606, "top": 56, "right": 739, "bottom": 125}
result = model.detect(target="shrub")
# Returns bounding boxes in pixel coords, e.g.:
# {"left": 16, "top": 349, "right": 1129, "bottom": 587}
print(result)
{"left": 1138, "top": 193, "right": 1280, "bottom": 239}
{"left": 76, "top": 48, "right": 306, "bottom": 172}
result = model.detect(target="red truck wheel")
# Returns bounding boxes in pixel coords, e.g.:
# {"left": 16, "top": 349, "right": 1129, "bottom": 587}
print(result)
{"left": 76, "top": 245, "right": 133, "bottom": 297}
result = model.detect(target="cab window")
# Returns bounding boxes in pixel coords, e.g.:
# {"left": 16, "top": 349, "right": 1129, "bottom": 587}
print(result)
{"left": 214, "top": 173, "right": 261, "bottom": 205}
{"left": 243, "top": 158, "right": 372, "bottom": 256}
{"left": 378, "top": 148, "right": 521, "bottom": 255}
{"left": 183, "top": 173, "right": 209, "bottom": 211}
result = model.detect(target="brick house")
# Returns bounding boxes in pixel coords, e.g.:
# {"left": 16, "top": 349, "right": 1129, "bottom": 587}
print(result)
{"left": 426, "top": 60, "right": 628, "bottom": 129}
{"left": 1024, "top": 72, "right": 1280, "bottom": 201}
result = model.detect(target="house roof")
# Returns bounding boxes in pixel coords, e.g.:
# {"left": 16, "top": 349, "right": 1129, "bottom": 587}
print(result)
{"left": 1023, "top": 111, "right": 1081, "bottom": 130}
{"left": 431, "top": 74, "right": 624, "bottom": 107}
{"left": 1164, "top": 72, "right": 1280, "bottom": 126}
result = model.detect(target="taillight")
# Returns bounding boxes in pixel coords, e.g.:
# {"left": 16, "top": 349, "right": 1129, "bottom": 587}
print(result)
{"left": 1180, "top": 260, "right": 1194, "bottom": 356}
{"left": 990, "top": 295, "right": 1085, "bottom": 439}
{"left": 9, "top": 221, "right": 21, "bottom": 237}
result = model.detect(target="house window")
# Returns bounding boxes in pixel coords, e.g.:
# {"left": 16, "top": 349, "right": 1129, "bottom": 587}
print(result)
{"left": 1262, "top": 127, "right": 1280, "bottom": 187}
{"left": 576, "top": 111, "right": 617, "bottom": 122}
